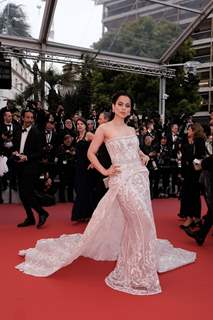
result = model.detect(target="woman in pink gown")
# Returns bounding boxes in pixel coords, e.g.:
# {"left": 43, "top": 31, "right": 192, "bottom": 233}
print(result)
{"left": 16, "top": 92, "right": 196, "bottom": 295}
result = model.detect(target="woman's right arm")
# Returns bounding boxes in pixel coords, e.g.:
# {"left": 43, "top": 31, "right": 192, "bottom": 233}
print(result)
{"left": 87, "top": 126, "right": 109, "bottom": 176}
{"left": 87, "top": 126, "right": 120, "bottom": 177}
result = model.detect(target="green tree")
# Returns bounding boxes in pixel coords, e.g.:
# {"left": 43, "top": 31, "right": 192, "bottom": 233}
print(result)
{"left": 74, "top": 54, "right": 95, "bottom": 118}
{"left": 92, "top": 35, "right": 201, "bottom": 116}
{"left": 91, "top": 68, "right": 159, "bottom": 114}
{"left": 33, "top": 62, "right": 40, "bottom": 101}
{"left": 59, "top": 63, "right": 81, "bottom": 115}
{"left": 91, "top": 68, "right": 120, "bottom": 111}
{"left": 166, "top": 38, "right": 201, "bottom": 115}
{"left": 92, "top": 18, "right": 201, "bottom": 116}
{"left": 93, "top": 16, "right": 180, "bottom": 59}
{"left": 41, "top": 68, "right": 62, "bottom": 112}
{"left": 16, "top": 67, "right": 62, "bottom": 112}
{"left": 0, "top": 3, "right": 30, "bottom": 37}
{"left": 15, "top": 83, "right": 34, "bottom": 106}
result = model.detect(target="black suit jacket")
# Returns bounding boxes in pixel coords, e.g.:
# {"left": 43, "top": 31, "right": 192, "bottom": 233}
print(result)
{"left": 41, "top": 129, "right": 59, "bottom": 162}
{"left": 12, "top": 126, "right": 43, "bottom": 174}
{"left": 166, "top": 133, "right": 181, "bottom": 157}
{"left": 202, "top": 156, "right": 213, "bottom": 172}
{"left": 0, "top": 121, "right": 21, "bottom": 156}
{"left": 0, "top": 121, "right": 20, "bottom": 136}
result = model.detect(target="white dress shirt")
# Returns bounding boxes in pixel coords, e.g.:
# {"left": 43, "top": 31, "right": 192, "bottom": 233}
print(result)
{"left": 6, "top": 123, "right": 13, "bottom": 132}
{"left": 19, "top": 126, "right": 32, "bottom": 154}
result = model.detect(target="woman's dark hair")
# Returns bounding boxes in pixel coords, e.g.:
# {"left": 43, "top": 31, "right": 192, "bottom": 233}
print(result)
{"left": 76, "top": 117, "right": 88, "bottom": 140}
{"left": 63, "top": 134, "right": 72, "bottom": 141}
{"left": 98, "top": 110, "right": 111, "bottom": 121}
{"left": 112, "top": 91, "right": 134, "bottom": 108}
{"left": 76, "top": 116, "right": 87, "bottom": 127}
{"left": 76, "top": 117, "right": 88, "bottom": 136}
{"left": 21, "top": 109, "right": 35, "bottom": 118}
{"left": 111, "top": 91, "right": 134, "bottom": 122}
{"left": 189, "top": 122, "right": 206, "bottom": 140}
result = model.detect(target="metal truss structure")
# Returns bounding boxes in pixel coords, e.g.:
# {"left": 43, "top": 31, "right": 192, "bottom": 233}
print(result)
{"left": 94, "top": 58, "right": 175, "bottom": 77}
{"left": 0, "top": 36, "right": 175, "bottom": 78}
{"left": 0, "top": 0, "right": 213, "bottom": 77}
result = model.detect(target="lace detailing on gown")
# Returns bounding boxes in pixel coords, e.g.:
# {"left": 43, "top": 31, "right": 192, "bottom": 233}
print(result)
{"left": 16, "top": 135, "right": 196, "bottom": 295}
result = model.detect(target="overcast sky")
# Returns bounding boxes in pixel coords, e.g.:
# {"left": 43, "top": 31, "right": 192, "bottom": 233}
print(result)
{"left": 52, "top": 0, "right": 103, "bottom": 48}
{"left": 0, "top": 0, "right": 103, "bottom": 48}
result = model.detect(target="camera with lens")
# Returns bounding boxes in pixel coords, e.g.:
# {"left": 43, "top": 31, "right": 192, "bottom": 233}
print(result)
{"left": 43, "top": 143, "right": 53, "bottom": 154}
{"left": 2, "top": 130, "right": 13, "bottom": 149}
{"left": 158, "top": 146, "right": 170, "bottom": 168}
{"left": 176, "top": 151, "right": 182, "bottom": 169}
{"left": 2, "top": 130, "right": 13, "bottom": 140}
{"left": 42, "top": 144, "right": 52, "bottom": 160}
{"left": 148, "top": 150, "right": 158, "bottom": 171}
{"left": 151, "top": 160, "right": 158, "bottom": 170}
{"left": 11, "top": 154, "right": 21, "bottom": 162}
{"left": 177, "top": 160, "right": 182, "bottom": 169}
{"left": 46, "top": 143, "right": 53, "bottom": 152}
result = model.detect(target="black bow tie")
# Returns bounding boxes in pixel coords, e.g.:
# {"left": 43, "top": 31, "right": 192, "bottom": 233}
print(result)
{"left": 22, "top": 128, "right": 27, "bottom": 133}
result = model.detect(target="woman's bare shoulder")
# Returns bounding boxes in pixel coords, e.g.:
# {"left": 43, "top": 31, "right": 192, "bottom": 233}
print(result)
{"left": 98, "top": 122, "right": 113, "bottom": 132}
{"left": 97, "top": 122, "right": 114, "bottom": 140}
{"left": 127, "top": 126, "right": 136, "bottom": 135}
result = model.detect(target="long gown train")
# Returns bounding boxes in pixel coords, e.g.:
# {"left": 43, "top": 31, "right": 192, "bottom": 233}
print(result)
{"left": 16, "top": 135, "right": 196, "bottom": 295}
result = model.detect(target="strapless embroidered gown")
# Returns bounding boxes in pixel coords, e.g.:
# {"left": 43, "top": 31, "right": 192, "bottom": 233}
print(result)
{"left": 16, "top": 135, "right": 196, "bottom": 295}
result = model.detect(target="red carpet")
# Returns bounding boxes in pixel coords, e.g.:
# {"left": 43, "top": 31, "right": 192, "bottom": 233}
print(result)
{"left": 0, "top": 199, "right": 212, "bottom": 320}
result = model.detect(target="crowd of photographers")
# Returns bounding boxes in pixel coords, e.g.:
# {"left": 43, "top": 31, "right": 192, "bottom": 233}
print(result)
{"left": 134, "top": 113, "right": 213, "bottom": 200}
{"left": 0, "top": 100, "right": 213, "bottom": 205}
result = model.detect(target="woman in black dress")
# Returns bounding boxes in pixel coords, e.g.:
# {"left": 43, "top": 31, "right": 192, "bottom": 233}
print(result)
{"left": 71, "top": 117, "right": 94, "bottom": 222}
{"left": 179, "top": 123, "right": 206, "bottom": 229}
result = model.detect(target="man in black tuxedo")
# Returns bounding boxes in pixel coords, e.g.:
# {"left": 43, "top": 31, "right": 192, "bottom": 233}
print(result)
{"left": 0, "top": 110, "right": 21, "bottom": 191}
{"left": 183, "top": 155, "right": 213, "bottom": 245}
{"left": 0, "top": 110, "right": 21, "bottom": 157}
{"left": 166, "top": 123, "right": 181, "bottom": 196}
{"left": 12, "top": 110, "right": 49, "bottom": 228}
{"left": 41, "top": 119, "right": 59, "bottom": 178}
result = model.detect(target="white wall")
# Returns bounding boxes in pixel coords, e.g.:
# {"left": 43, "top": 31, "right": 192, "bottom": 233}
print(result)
{"left": 0, "top": 57, "right": 33, "bottom": 109}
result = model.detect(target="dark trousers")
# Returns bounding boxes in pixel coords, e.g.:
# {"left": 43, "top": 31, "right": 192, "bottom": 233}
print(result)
{"left": 199, "top": 171, "right": 213, "bottom": 239}
{"left": 159, "top": 167, "right": 170, "bottom": 194}
{"left": 149, "top": 170, "right": 160, "bottom": 199}
{"left": 170, "top": 166, "right": 180, "bottom": 194}
{"left": 58, "top": 175, "right": 74, "bottom": 202}
{"left": 17, "top": 169, "right": 47, "bottom": 221}
{"left": 179, "top": 169, "right": 201, "bottom": 219}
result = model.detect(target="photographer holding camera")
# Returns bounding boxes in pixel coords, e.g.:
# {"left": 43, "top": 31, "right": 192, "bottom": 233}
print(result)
{"left": 41, "top": 119, "right": 59, "bottom": 178}
{"left": 0, "top": 110, "right": 20, "bottom": 191}
{"left": 11, "top": 110, "right": 49, "bottom": 228}
{"left": 157, "top": 136, "right": 172, "bottom": 198}
{"left": 141, "top": 135, "right": 159, "bottom": 198}
{"left": 183, "top": 155, "right": 213, "bottom": 245}
{"left": 56, "top": 134, "right": 76, "bottom": 202}
{"left": 0, "top": 110, "right": 21, "bottom": 157}
{"left": 167, "top": 123, "right": 182, "bottom": 197}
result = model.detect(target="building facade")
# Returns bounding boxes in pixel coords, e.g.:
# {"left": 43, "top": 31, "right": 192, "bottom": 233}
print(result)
{"left": 192, "top": 14, "right": 213, "bottom": 110}
{"left": 0, "top": 57, "right": 33, "bottom": 109}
